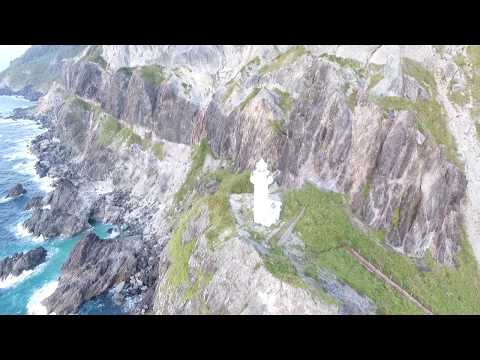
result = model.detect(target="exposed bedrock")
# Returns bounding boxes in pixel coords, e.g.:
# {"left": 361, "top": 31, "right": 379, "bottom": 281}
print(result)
{"left": 0, "top": 247, "right": 47, "bottom": 280}
{"left": 17, "top": 45, "right": 472, "bottom": 316}
{"left": 43, "top": 233, "right": 148, "bottom": 315}
{"left": 6, "top": 183, "right": 26, "bottom": 198}
{"left": 23, "top": 178, "right": 90, "bottom": 238}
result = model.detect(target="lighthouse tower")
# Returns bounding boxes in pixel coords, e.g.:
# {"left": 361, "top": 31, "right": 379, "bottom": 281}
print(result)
{"left": 250, "top": 159, "right": 282, "bottom": 227}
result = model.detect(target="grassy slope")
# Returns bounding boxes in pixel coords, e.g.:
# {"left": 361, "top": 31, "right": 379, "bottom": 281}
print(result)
{"left": 454, "top": 46, "right": 480, "bottom": 140}
{"left": 93, "top": 103, "right": 164, "bottom": 159}
{"left": 259, "top": 46, "right": 309, "bottom": 75}
{"left": 281, "top": 184, "right": 480, "bottom": 314}
{"left": 372, "top": 95, "right": 461, "bottom": 169}
{"left": 166, "top": 140, "right": 253, "bottom": 300}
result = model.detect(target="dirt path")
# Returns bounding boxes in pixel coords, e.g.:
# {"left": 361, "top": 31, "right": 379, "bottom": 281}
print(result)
{"left": 435, "top": 62, "right": 480, "bottom": 264}
{"left": 345, "top": 246, "right": 433, "bottom": 315}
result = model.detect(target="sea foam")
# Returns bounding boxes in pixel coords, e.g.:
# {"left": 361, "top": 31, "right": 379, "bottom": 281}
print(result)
{"left": 15, "top": 222, "right": 32, "bottom": 239}
{"left": 0, "top": 270, "right": 35, "bottom": 289}
{"left": 27, "top": 280, "right": 58, "bottom": 315}
{"left": 0, "top": 196, "right": 14, "bottom": 204}
{"left": 0, "top": 260, "right": 47, "bottom": 290}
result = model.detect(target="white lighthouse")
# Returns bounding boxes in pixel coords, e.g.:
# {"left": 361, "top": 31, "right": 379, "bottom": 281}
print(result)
{"left": 250, "top": 159, "right": 282, "bottom": 227}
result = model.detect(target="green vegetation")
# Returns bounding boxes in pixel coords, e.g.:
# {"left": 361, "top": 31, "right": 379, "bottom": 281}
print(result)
{"left": 281, "top": 184, "right": 480, "bottom": 314}
{"left": 240, "top": 56, "right": 261, "bottom": 74}
{"left": 65, "top": 95, "right": 93, "bottom": 112}
{"left": 203, "top": 169, "right": 253, "bottom": 249}
{"left": 166, "top": 202, "right": 202, "bottom": 288}
{"left": 222, "top": 80, "right": 238, "bottom": 103}
{"left": 246, "top": 229, "right": 266, "bottom": 244}
{"left": 205, "top": 189, "right": 235, "bottom": 249}
{"left": 433, "top": 45, "right": 446, "bottom": 56}
{"left": 117, "top": 127, "right": 143, "bottom": 146}
{"left": 453, "top": 46, "right": 480, "bottom": 140}
{"left": 320, "top": 53, "right": 365, "bottom": 78}
{"left": 402, "top": 58, "right": 437, "bottom": 96}
{"left": 175, "top": 138, "right": 211, "bottom": 204}
{"left": 391, "top": 207, "right": 400, "bottom": 228}
{"left": 185, "top": 270, "right": 214, "bottom": 301}
{"left": 372, "top": 96, "right": 461, "bottom": 168}
{"left": 96, "top": 111, "right": 164, "bottom": 161}
{"left": 259, "top": 46, "right": 309, "bottom": 75}
{"left": 97, "top": 114, "right": 121, "bottom": 146}
{"left": 167, "top": 163, "right": 252, "bottom": 294}
{"left": 347, "top": 89, "right": 358, "bottom": 111}
{"left": 85, "top": 45, "right": 108, "bottom": 69}
{"left": 467, "top": 46, "right": 480, "bottom": 68}
{"left": 152, "top": 142, "right": 164, "bottom": 160}
{"left": 448, "top": 87, "right": 469, "bottom": 107}
{"left": 362, "top": 177, "right": 372, "bottom": 200}
{"left": 264, "top": 245, "right": 305, "bottom": 288}
{"left": 240, "top": 87, "right": 261, "bottom": 111}
{"left": 368, "top": 72, "right": 384, "bottom": 91}
{"left": 274, "top": 88, "right": 294, "bottom": 113}
{"left": 366, "top": 63, "right": 385, "bottom": 92}
{"left": 140, "top": 65, "right": 166, "bottom": 86}
{"left": 269, "top": 119, "right": 286, "bottom": 137}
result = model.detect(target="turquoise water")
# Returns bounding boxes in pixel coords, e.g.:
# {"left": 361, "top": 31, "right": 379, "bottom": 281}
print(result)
{"left": 0, "top": 95, "right": 124, "bottom": 315}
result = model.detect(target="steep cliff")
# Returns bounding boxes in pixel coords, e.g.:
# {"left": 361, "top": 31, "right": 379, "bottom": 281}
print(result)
{"left": 0, "top": 45, "right": 87, "bottom": 98}
{"left": 13, "top": 45, "right": 480, "bottom": 314}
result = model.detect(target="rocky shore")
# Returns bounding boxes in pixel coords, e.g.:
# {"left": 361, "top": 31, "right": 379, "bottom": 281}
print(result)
{"left": 22, "top": 106, "right": 169, "bottom": 314}
{"left": 0, "top": 85, "right": 42, "bottom": 102}
{"left": 0, "top": 247, "right": 47, "bottom": 281}
{"left": 5, "top": 45, "right": 478, "bottom": 314}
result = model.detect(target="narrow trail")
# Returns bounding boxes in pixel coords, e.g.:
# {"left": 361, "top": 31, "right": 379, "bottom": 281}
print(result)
{"left": 434, "top": 61, "right": 480, "bottom": 264}
{"left": 345, "top": 247, "right": 433, "bottom": 315}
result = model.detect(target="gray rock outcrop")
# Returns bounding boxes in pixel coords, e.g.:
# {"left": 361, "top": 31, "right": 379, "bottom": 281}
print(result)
{"left": 43, "top": 233, "right": 142, "bottom": 315}
{"left": 6, "top": 184, "right": 26, "bottom": 198}
{"left": 7, "top": 45, "right": 473, "bottom": 314}
{"left": 0, "top": 247, "right": 47, "bottom": 280}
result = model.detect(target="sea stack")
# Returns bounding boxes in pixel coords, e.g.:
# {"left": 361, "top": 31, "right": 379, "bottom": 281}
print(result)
{"left": 6, "top": 184, "right": 26, "bottom": 198}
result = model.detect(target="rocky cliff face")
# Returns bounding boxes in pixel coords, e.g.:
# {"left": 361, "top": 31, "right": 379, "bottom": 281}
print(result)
{"left": 0, "top": 45, "right": 87, "bottom": 97}
{"left": 14, "top": 45, "right": 480, "bottom": 314}
{"left": 53, "top": 45, "right": 468, "bottom": 264}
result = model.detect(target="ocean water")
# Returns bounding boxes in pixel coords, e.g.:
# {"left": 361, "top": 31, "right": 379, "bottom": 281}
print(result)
{"left": 0, "top": 95, "right": 124, "bottom": 315}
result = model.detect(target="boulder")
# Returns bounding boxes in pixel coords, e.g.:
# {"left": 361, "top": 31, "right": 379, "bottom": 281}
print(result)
{"left": 6, "top": 184, "right": 26, "bottom": 198}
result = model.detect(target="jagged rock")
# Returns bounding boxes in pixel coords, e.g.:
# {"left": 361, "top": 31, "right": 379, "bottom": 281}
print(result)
{"left": 6, "top": 184, "right": 26, "bottom": 198}
{"left": 23, "top": 178, "right": 90, "bottom": 238}
{"left": 24, "top": 196, "right": 44, "bottom": 211}
{"left": 10, "top": 45, "right": 474, "bottom": 314}
{"left": 7, "top": 106, "right": 36, "bottom": 120}
{"left": 0, "top": 85, "right": 43, "bottom": 101}
{"left": 371, "top": 48, "right": 404, "bottom": 97}
{"left": 0, "top": 247, "right": 47, "bottom": 280}
{"left": 154, "top": 202, "right": 337, "bottom": 315}
{"left": 43, "top": 233, "right": 142, "bottom": 314}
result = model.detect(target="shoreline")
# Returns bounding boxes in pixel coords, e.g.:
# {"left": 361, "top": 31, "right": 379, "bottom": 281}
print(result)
{"left": 16, "top": 101, "right": 159, "bottom": 315}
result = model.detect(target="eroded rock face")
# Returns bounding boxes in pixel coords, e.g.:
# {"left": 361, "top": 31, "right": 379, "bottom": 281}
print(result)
{"left": 24, "top": 196, "right": 43, "bottom": 211}
{"left": 24, "top": 179, "right": 90, "bottom": 238}
{"left": 154, "top": 204, "right": 337, "bottom": 315}
{"left": 43, "top": 233, "right": 141, "bottom": 315}
{"left": 0, "top": 247, "right": 47, "bottom": 280}
{"left": 16, "top": 45, "right": 473, "bottom": 314}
